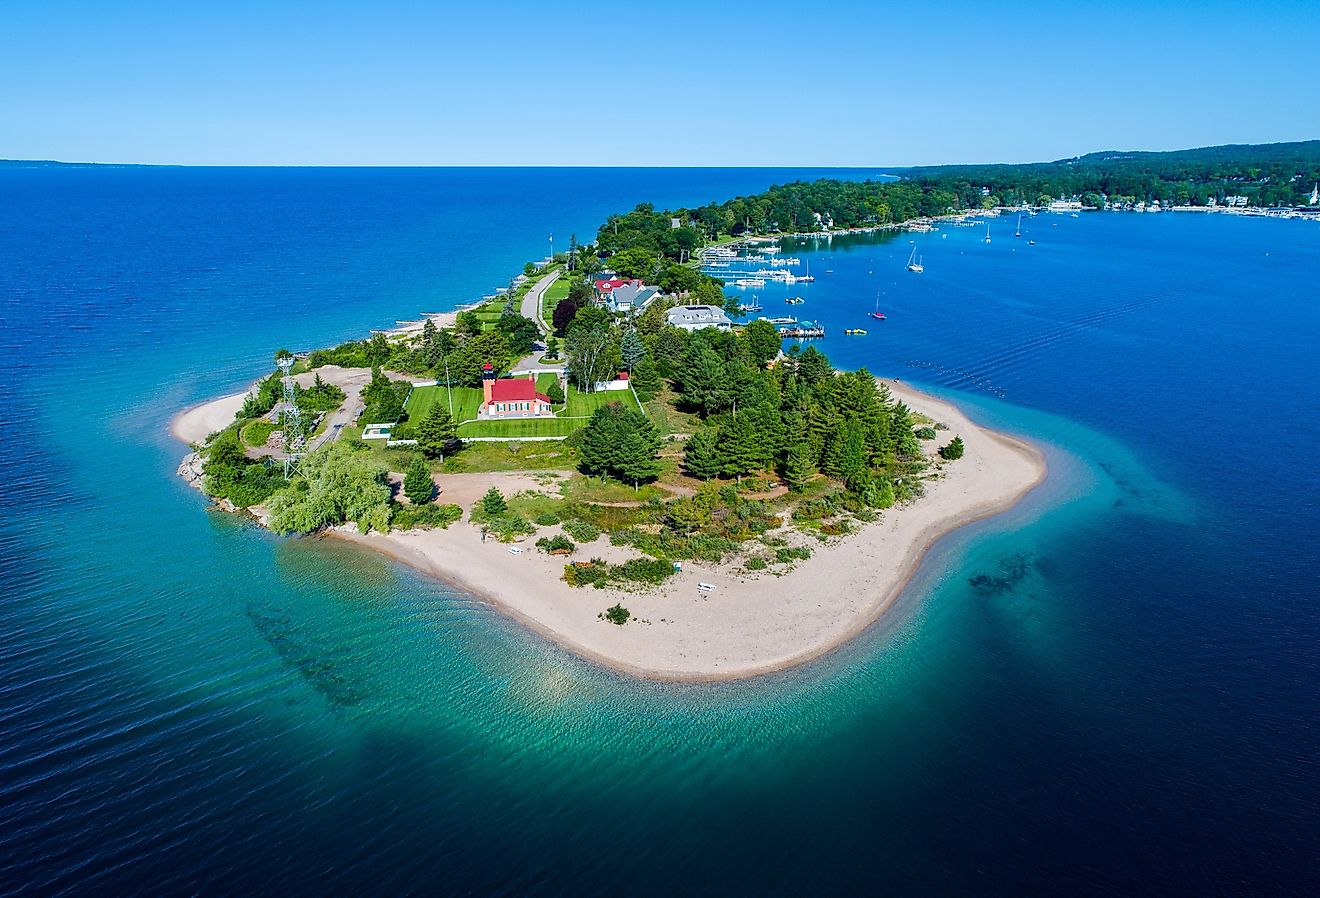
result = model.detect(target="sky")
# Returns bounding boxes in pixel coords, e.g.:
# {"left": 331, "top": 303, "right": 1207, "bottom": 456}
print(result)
{"left": 2, "top": 0, "right": 1316, "bottom": 167}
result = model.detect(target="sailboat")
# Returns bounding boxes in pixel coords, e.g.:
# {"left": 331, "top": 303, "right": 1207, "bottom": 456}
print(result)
{"left": 984, "top": 224, "right": 992, "bottom": 244}
{"left": 906, "top": 245, "right": 924, "bottom": 273}
{"left": 798, "top": 257, "right": 815, "bottom": 282}
{"left": 1015, "top": 214, "right": 1022, "bottom": 238}
{"left": 870, "top": 294, "right": 887, "bottom": 320}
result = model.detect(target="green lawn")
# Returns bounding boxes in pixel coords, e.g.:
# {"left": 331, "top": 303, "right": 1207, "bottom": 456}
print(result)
{"left": 541, "top": 276, "right": 570, "bottom": 321}
{"left": 405, "top": 384, "right": 486, "bottom": 424}
{"left": 564, "top": 386, "right": 640, "bottom": 418}
{"left": 401, "top": 380, "right": 641, "bottom": 440}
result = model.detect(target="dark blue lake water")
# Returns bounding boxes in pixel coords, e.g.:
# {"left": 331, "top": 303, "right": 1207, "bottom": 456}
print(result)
{"left": 2, "top": 169, "right": 1318, "bottom": 895}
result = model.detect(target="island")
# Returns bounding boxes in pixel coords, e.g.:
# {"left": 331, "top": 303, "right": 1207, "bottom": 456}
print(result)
{"left": 175, "top": 141, "right": 1320, "bottom": 679}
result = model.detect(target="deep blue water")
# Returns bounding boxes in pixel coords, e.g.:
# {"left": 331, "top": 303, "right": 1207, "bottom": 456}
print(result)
{"left": 2, "top": 170, "right": 1319, "bottom": 895}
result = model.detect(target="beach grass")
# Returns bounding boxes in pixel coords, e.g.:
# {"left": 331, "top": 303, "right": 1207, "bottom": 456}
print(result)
{"left": 438, "top": 441, "right": 575, "bottom": 474}
{"left": 563, "top": 475, "right": 669, "bottom": 504}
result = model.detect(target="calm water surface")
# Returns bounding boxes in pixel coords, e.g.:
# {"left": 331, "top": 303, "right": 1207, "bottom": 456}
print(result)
{"left": 1, "top": 170, "right": 1318, "bottom": 895}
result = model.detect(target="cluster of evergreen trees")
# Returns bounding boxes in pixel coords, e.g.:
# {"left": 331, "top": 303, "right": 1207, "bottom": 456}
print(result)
{"left": 674, "top": 332, "right": 922, "bottom": 503}
{"left": 576, "top": 404, "right": 662, "bottom": 489}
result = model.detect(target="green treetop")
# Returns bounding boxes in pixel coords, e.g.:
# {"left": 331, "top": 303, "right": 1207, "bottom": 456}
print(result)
{"left": 415, "top": 403, "right": 457, "bottom": 459}
{"left": 403, "top": 455, "right": 435, "bottom": 505}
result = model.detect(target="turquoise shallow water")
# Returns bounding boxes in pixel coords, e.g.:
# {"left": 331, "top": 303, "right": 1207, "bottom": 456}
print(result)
{"left": 2, "top": 170, "right": 1319, "bottom": 894}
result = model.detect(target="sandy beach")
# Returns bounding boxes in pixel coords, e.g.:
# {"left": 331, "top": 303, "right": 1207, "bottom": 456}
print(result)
{"left": 334, "top": 379, "right": 1046, "bottom": 682}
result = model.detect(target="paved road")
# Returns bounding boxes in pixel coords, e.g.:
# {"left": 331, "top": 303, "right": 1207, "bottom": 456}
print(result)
{"left": 511, "top": 268, "right": 570, "bottom": 372}
{"left": 520, "top": 268, "right": 560, "bottom": 335}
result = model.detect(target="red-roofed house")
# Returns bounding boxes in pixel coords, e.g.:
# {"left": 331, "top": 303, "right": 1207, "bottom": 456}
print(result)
{"left": 593, "top": 277, "right": 638, "bottom": 300}
{"left": 480, "top": 364, "right": 554, "bottom": 419}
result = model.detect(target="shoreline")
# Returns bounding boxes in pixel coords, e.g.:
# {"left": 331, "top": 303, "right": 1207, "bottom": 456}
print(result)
{"left": 313, "top": 380, "right": 1047, "bottom": 683}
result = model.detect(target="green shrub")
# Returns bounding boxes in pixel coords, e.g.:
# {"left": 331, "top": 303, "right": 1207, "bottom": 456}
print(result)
{"left": 612, "top": 557, "right": 675, "bottom": 585}
{"left": 561, "top": 519, "right": 601, "bottom": 542}
{"left": 562, "top": 555, "right": 675, "bottom": 589}
{"left": 745, "top": 555, "right": 768, "bottom": 571}
{"left": 914, "top": 426, "right": 937, "bottom": 441}
{"left": 602, "top": 604, "right": 630, "bottom": 625}
{"left": 564, "top": 558, "right": 609, "bottom": 587}
{"left": 939, "top": 437, "right": 965, "bottom": 460}
{"left": 392, "top": 502, "right": 462, "bottom": 531}
{"left": 243, "top": 420, "right": 278, "bottom": 448}
{"left": 775, "top": 546, "right": 812, "bottom": 564}
{"left": 534, "top": 512, "right": 562, "bottom": 526}
{"left": 536, "top": 534, "right": 576, "bottom": 554}
{"left": 485, "top": 514, "right": 534, "bottom": 542}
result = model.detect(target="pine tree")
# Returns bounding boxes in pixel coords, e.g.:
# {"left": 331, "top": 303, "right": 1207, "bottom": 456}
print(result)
{"left": 403, "top": 455, "right": 434, "bottom": 505}
{"left": 892, "top": 402, "right": 921, "bottom": 460}
{"left": 720, "top": 414, "right": 760, "bottom": 483}
{"left": 546, "top": 379, "right": 565, "bottom": 405}
{"left": 838, "top": 422, "right": 868, "bottom": 482}
{"left": 683, "top": 427, "right": 723, "bottom": 480}
{"left": 782, "top": 442, "right": 816, "bottom": 492}
{"left": 742, "top": 318, "right": 781, "bottom": 367}
{"left": 415, "top": 403, "right": 456, "bottom": 459}
{"left": 578, "top": 403, "right": 661, "bottom": 484}
{"left": 480, "top": 487, "right": 507, "bottom": 517}
{"left": 939, "top": 436, "right": 965, "bottom": 460}
{"left": 680, "top": 346, "right": 726, "bottom": 416}
{"left": 630, "top": 356, "right": 662, "bottom": 401}
{"left": 617, "top": 430, "right": 662, "bottom": 490}
{"left": 620, "top": 328, "right": 645, "bottom": 372}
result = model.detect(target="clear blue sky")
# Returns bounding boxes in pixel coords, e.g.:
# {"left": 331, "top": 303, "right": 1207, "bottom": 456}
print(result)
{"left": 2, "top": 0, "right": 1315, "bottom": 166}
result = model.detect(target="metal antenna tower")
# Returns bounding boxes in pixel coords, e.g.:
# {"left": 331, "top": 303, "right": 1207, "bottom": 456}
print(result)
{"left": 277, "top": 356, "right": 305, "bottom": 477}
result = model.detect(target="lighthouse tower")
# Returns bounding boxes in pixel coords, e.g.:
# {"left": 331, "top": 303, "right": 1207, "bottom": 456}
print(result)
{"left": 481, "top": 362, "right": 497, "bottom": 405}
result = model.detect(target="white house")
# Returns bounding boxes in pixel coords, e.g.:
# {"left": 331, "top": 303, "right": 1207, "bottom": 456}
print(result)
{"left": 666, "top": 305, "right": 732, "bottom": 332}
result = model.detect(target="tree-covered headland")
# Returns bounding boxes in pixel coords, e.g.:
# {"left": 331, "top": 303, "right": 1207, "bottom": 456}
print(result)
{"left": 196, "top": 141, "right": 1315, "bottom": 575}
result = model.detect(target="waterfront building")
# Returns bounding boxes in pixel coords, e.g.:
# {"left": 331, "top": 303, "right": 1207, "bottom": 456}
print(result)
{"left": 665, "top": 304, "right": 732, "bottom": 332}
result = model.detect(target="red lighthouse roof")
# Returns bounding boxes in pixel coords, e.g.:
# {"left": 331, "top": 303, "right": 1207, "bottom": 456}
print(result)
{"left": 488, "top": 378, "right": 551, "bottom": 404}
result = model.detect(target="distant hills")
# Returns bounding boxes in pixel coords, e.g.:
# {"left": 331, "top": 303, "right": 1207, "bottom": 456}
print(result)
{"left": 902, "top": 140, "right": 1320, "bottom": 208}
